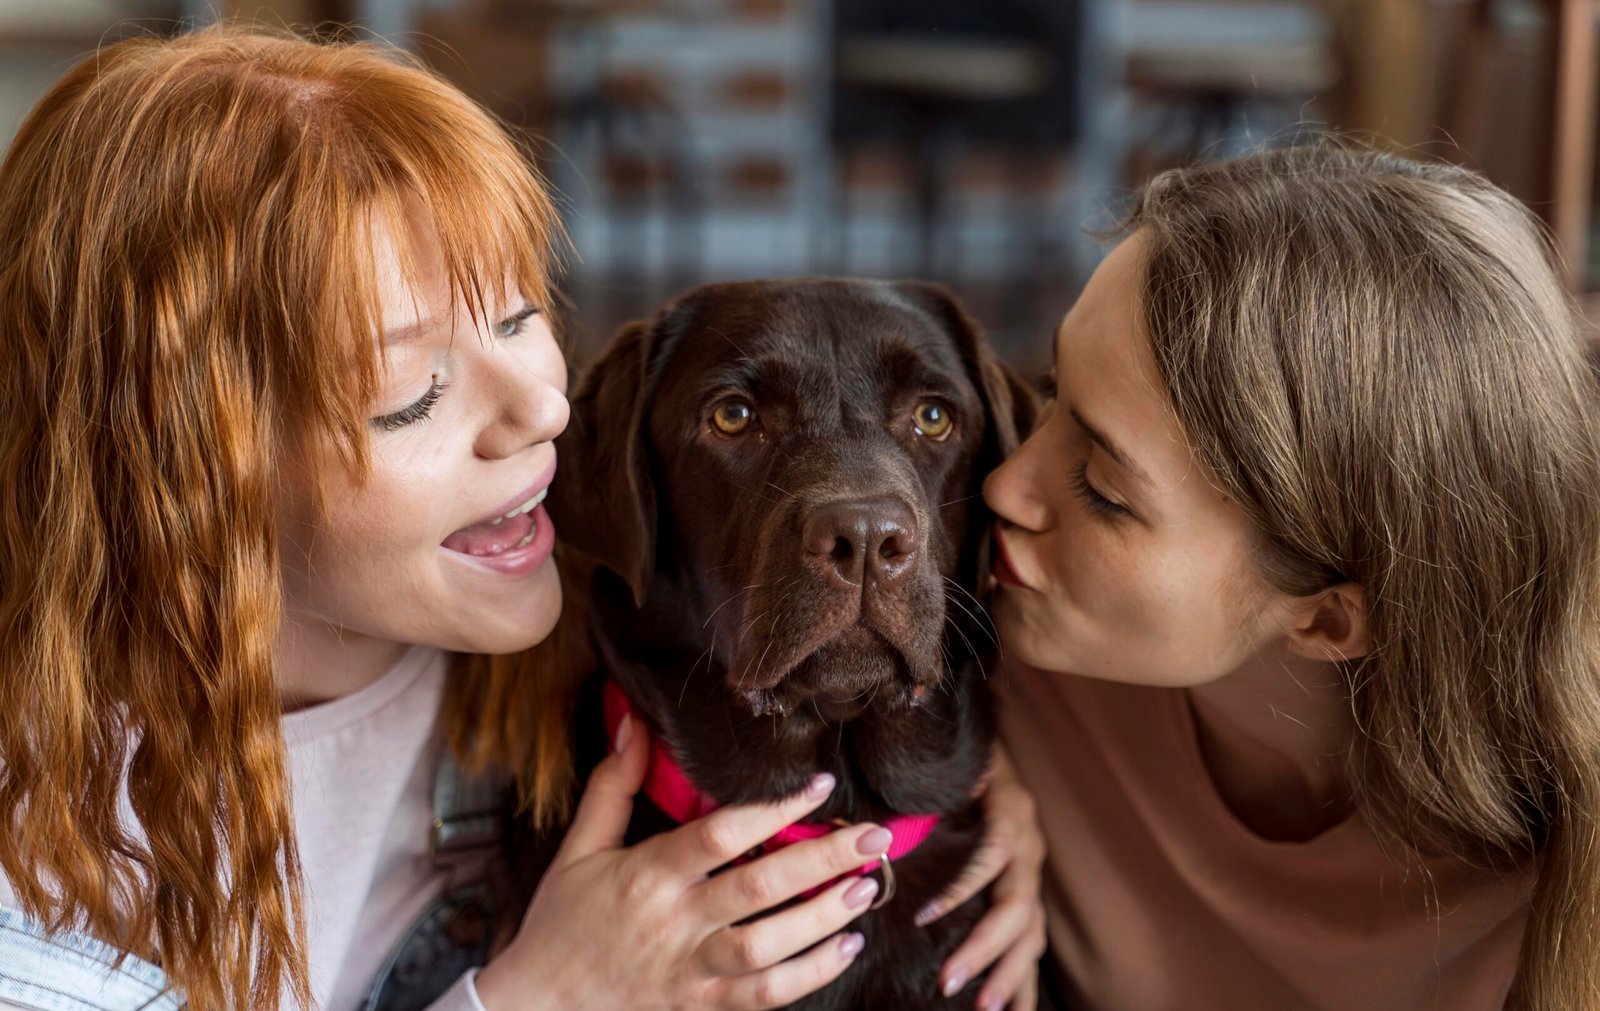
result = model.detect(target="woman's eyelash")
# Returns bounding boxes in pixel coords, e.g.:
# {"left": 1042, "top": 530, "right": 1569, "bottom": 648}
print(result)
{"left": 1071, "top": 462, "right": 1131, "bottom": 519}
{"left": 374, "top": 377, "right": 448, "bottom": 431}
{"left": 496, "top": 304, "right": 540, "bottom": 338}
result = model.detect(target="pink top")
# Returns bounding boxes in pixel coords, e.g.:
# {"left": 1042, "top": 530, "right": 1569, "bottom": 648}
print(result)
{"left": 998, "top": 663, "right": 1532, "bottom": 1011}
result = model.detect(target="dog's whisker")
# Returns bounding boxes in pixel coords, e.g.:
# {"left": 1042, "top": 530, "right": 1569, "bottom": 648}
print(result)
{"left": 706, "top": 324, "right": 752, "bottom": 361}
{"left": 728, "top": 484, "right": 791, "bottom": 508}
{"left": 704, "top": 583, "right": 762, "bottom": 629}
{"left": 941, "top": 575, "right": 997, "bottom": 625}
{"left": 810, "top": 699, "right": 830, "bottom": 731}
{"left": 763, "top": 480, "right": 798, "bottom": 501}
{"left": 943, "top": 612, "right": 986, "bottom": 681}
{"left": 936, "top": 492, "right": 984, "bottom": 508}
{"left": 749, "top": 604, "right": 785, "bottom": 687}
{"left": 942, "top": 576, "right": 1001, "bottom": 645}
{"left": 682, "top": 635, "right": 718, "bottom": 708}
{"left": 737, "top": 608, "right": 774, "bottom": 646}
{"left": 941, "top": 590, "right": 999, "bottom": 649}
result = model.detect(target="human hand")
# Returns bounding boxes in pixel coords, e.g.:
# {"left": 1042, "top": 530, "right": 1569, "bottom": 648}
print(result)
{"left": 916, "top": 742, "right": 1047, "bottom": 1011}
{"left": 476, "top": 714, "right": 892, "bottom": 1010}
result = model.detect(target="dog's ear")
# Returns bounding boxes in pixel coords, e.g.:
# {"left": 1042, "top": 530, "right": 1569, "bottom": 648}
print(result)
{"left": 549, "top": 319, "right": 659, "bottom": 607}
{"left": 893, "top": 281, "right": 1040, "bottom": 591}
{"left": 893, "top": 280, "right": 1038, "bottom": 470}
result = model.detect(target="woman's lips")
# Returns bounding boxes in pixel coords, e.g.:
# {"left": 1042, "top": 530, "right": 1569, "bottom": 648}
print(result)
{"left": 991, "top": 527, "right": 1032, "bottom": 590}
{"left": 440, "top": 458, "right": 560, "bottom": 577}
{"left": 442, "top": 459, "right": 559, "bottom": 545}
{"left": 444, "top": 502, "right": 557, "bottom": 578}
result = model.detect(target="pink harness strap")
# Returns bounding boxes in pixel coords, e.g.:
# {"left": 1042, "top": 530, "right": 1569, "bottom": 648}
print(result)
{"left": 603, "top": 680, "right": 940, "bottom": 876}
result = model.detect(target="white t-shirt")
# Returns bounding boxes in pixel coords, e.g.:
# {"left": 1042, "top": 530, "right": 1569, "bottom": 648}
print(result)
{"left": 0, "top": 645, "right": 492, "bottom": 1010}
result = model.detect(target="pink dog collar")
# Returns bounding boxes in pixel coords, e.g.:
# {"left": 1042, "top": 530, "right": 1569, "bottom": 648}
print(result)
{"left": 603, "top": 680, "right": 940, "bottom": 902}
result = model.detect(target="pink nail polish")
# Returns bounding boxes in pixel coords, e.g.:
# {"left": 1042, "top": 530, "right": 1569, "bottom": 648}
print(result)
{"left": 613, "top": 713, "right": 634, "bottom": 754}
{"left": 942, "top": 967, "right": 968, "bottom": 997}
{"left": 914, "top": 902, "right": 940, "bottom": 927}
{"left": 843, "top": 877, "right": 880, "bottom": 908}
{"left": 807, "top": 772, "right": 836, "bottom": 799}
{"left": 856, "top": 826, "right": 893, "bottom": 856}
{"left": 839, "top": 932, "right": 865, "bottom": 958}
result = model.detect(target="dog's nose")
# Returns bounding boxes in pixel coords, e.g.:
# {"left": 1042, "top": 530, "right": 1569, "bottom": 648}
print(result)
{"left": 803, "top": 499, "right": 919, "bottom": 588}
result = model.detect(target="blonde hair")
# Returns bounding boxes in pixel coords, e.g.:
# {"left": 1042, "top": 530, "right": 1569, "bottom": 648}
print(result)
{"left": 0, "top": 25, "right": 570, "bottom": 1008}
{"left": 1131, "top": 145, "right": 1600, "bottom": 1010}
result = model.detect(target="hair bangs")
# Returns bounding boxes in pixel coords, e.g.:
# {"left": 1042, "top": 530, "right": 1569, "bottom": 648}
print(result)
{"left": 239, "top": 30, "right": 567, "bottom": 489}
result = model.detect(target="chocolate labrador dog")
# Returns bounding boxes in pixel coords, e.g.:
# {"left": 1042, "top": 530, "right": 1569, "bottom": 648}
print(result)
{"left": 547, "top": 278, "right": 1035, "bottom": 1009}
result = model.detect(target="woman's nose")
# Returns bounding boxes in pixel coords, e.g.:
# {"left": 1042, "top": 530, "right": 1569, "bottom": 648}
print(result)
{"left": 983, "top": 431, "right": 1051, "bottom": 532}
{"left": 474, "top": 362, "right": 570, "bottom": 460}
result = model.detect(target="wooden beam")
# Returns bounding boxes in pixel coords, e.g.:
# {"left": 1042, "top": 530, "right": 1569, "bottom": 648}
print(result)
{"left": 1552, "top": 0, "right": 1599, "bottom": 288}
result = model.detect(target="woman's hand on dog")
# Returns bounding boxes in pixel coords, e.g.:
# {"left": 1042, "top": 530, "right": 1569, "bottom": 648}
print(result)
{"left": 476, "top": 714, "right": 888, "bottom": 1010}
{"left": 916, "top": 743, "right": 1048, "bottom": 1011}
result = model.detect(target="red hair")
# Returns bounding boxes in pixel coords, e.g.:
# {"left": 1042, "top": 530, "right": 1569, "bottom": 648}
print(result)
{"left": 0, "top": 25, "right": 569, "bottom": 1008}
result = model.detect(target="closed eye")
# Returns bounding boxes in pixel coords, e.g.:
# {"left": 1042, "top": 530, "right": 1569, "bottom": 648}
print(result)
{"left": 372, "top": 377, "right": 448, "bottom": 431}
{"left": 1070, "top": 463, "right": 1132, "bottom": 519}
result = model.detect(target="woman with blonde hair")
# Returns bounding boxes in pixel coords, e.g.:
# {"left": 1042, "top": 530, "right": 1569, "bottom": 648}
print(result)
{"left": 987, "top": 144, "right": 1600, "bottom": 1010}
{"left": 0, "top": 25, "right": 1043, "bottom": 1011}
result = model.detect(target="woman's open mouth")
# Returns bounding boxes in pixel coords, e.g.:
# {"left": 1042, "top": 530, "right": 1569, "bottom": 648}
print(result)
{"left": 442, "top": 486, "right": 547, "bottom": 557}
{"left": 441, "top": 463, "right": 559, "bottom": 575}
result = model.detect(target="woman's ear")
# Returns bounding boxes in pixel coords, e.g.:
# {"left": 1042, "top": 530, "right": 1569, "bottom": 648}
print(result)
{"left": 1284, "top": 582, "right": 1371, "bottom": 663}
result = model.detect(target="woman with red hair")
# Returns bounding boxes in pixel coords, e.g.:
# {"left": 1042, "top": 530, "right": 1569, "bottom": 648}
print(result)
{"left": 0, "top": 26, "right": 1043, "bottom": 1011}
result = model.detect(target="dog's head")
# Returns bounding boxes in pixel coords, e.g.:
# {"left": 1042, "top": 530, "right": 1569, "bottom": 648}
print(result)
{"left": 552, "top": 279, "right": 1034, "bottom": 723}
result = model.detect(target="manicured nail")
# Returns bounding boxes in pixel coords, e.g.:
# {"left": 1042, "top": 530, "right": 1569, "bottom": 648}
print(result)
{"left": 942, "top": 967, "right": 968, "bottom": 997}
{"left": 838, "top": 932, "right": 865, "bottom": 958}
{"left": 977, "top": 995, "right": 1004, "bottom": 1011}
{"left": 856, "top": 826, "right": 893, "bottom": 856}
{"left": 914, "top": 901, "right": 941, "bottom": 927}
{"left": 807, "top": 773, "right": 836, "bottom": 800}
{"left": 843, "top": 876, "right": 880, "bottom": 908}
{"left": 613, "top": 713, "right": 634, "bottom": 754}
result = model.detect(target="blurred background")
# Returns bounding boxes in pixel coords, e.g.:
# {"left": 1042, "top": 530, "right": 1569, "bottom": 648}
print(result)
{"left": 1, "top": 0, "right": 1595, "bottom": 373}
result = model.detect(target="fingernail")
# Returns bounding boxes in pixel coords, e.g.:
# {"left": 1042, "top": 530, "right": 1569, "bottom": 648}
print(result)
{"left": 838, "top": 932, "right": 865, "bottom": 958}
{"left": 977, "top": 995, "right": 1003, "bottom": 1011}
{"left": 806, "top": 772, "right": 836, "bottom": 800}
{"left": 856, "top": 826, "right": 893, "bottom": 856}
{"left": 942, "top": 967, "right": 968, "bottom": 997}
{"left": 914, "top": 902, "right": 940, "bottom": 927}
{"left": 613, "top": 713, "right": 634, "bottom": 754}
{"left": 843, "top": 876, "right": 879, "bottom": 908}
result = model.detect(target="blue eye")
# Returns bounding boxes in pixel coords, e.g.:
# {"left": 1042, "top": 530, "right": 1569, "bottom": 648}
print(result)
{"left": 372, "top": 377, "right": 448, "bottom": 432}
{"left": 495, "top": 304, "right": 539, "bottom": 339}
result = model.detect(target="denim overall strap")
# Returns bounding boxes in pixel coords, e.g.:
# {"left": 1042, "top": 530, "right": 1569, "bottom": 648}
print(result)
{"left": 0, "top": 906, "right": 181, "bottom": 1011}
{"left": 360, "top": 750, "right": 511, "bottom": 1011}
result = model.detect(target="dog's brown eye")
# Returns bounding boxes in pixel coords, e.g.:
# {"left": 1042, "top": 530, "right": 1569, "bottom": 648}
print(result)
{"left": 912, "top": 402, "right": 953, "bottom": 441}
{"left": 712, "top": 400, "right": 755, "bottom": 436}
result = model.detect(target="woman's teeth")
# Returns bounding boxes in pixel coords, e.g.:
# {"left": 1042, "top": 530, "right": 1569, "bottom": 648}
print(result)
{"left": 490, "top": 488, "right": 548, "bottom": 526}
{"left": 511, "top": 514, "right": 538, "bottom": 551}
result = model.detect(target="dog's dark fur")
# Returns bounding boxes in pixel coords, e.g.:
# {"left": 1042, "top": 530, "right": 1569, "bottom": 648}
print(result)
{"left": 546, "top": 278, "right": 1036, "bottom": 1009}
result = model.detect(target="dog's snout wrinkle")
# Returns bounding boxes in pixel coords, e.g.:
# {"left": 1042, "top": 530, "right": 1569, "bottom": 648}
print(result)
{"left": 802, "top": 499, "right": 920, "bottom": 590}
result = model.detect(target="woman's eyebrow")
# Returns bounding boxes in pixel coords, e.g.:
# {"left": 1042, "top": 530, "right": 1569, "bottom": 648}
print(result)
{"left": 1070, "top": 407, "right": 1152, "bottom": 487}
{"left": 382, "top": 312, "right": 447, "bottom": 347}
